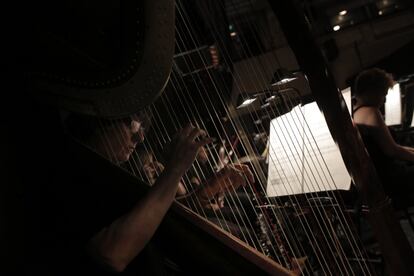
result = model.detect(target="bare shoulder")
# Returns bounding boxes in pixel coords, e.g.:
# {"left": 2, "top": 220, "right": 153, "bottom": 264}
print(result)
{"left": 354, "top": 106, "right": 383, "bottom": 127}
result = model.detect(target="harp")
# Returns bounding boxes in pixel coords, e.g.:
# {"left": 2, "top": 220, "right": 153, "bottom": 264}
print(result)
{"left": 25, "top": 0, "right": 414, "bottom": 275}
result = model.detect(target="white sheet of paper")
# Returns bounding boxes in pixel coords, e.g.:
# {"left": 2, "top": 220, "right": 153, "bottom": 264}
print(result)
{"left": 385, "top": 83, "right": 401, "bottom": 126}
{"left": 266, "top": 103, "right": 351, "bottom": 197}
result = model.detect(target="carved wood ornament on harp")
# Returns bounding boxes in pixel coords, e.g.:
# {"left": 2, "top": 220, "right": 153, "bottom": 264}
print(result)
{"left": 28, "top": 0, "right": 414, "bottom": 275}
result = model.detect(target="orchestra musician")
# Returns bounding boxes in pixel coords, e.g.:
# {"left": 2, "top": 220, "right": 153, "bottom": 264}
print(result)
{"left": 57, "top": 113, "right": 254, "bottom": 274}
{"left": 353, "top": 68, "right": 414, "bottom": 199}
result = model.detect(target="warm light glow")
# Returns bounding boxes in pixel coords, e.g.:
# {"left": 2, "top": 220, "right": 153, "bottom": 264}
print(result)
{"left": 209, "top": 45, "right": 219, "bottom": 66}
{"left": 230, "top": 32, "right": 237, "bottom": 37}
{"left": 333, "top": 25, "right": 340, "bottom": 31}
{"left": 378, "top": 10, "right": 383, "bottom": 15}
{"left": 339, "top": 10, "right": 347, "bottom": 16}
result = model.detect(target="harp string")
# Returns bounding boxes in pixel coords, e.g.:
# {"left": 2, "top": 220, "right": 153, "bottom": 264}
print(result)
{"left": 265, "top": 90, "right": 352, "bottom": 273}
{"left": 176, "top": 0, "right": 334, "bottom": 272}
{"left": 240, "top": 2, "right": 371, "bottom": 270}
{"left": 191, "top": 18, "right": 327, "bottom": 276}
{"left": 284, "top": 91, "right": 371, "bottom": 272}
{"left": 102, "top": 0, "right": 276, "bottom": 260}
{"left": 162, "top": 73, "right": 258, "bottom": 245}
{"left": 174, "top": 0, "right": 304, "bottom": 269}
{"left": 225, "top": 0, "right": 371, "bottom": 273}
{"left": 279, "top": 90, "right": 369, "bottom": 273}
{"left": 225, "top": 4, "right": 368, "bottom": 274}
{"left": 173, "top": 5, "right": 269, "bottom": 249}
{"left": 83, "top": 5, "right": 286, "bottom": 268}
{"left": 218, "top": 25, "right": 339, "bottom": 276}
{"left": 136, "top": 66, "right": 258, "bottom": 244}
{"left": 173, "top": 1, "right": 292, "bottom": 259}
{"left": 145, "top": 102, "right": 211, "bottom": 218}
{"left": 139, "top": 104, "right": 223, "bottom": 222}
{"left": 110, "top": 0, "right": 334, "bottom": 272}
{"left": 152, "top": 102, "right": 218, "bottom": 218}
{"left": 175, "top": 0, "right": 324, "bottom": 270}
{"left": 171, "top": 27, "right": 275, "bottom": 250}
{"left": 90, "top": 1, "right": 375, "bottom": 274}
{"left": 171, "top": 21, "right": 284, "bottom": 249}
{"left": 176, "top": 0, "right": 370, "bottom": 274}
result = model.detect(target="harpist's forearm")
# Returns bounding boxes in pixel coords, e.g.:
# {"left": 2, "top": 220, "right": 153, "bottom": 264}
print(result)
{"left": 394, "top": 145, "right": 414, "bottom": 162}
{"left": 403, "top": 146, "right": 414, "bottom": 154}
{"left": 87, "top": 167, "right": 183, "bottom": 272}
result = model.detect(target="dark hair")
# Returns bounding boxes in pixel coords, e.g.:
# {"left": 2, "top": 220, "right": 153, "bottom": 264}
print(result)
{"left": 354, "top": 68, "right": 394, "bottom": 97}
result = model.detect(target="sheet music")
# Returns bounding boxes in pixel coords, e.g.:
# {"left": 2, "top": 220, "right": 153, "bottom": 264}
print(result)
{"left": 385, "top": 83, "right": 402, "bottom": 126}
{"left": 266, "top": 103, "right": 351, "bottom": 197}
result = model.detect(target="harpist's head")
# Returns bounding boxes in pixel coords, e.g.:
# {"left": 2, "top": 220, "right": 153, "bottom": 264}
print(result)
{"left": 65, "top": 112, "right": 150, "bottom": 164}
{"left": 354, "top": 68, "right": 394, "bottom": 106}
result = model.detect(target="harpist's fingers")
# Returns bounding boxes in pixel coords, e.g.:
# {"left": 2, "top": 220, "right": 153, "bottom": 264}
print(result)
{"left": 233, "top": 164, "right": 254, "bottom": 184}
{"left": 195, "top": 137, "right": 213, "bottom": 148}
{"left": 188, "top": 128, "right": 206, "bottom": 141}
{"left": 242, "top": 166, "right": 254, "bottom": 184}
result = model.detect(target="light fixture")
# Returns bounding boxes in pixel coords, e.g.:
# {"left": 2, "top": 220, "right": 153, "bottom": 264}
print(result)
{"left": 339, "top": 10, "right": 347, "bottom": 16}
{"left": 261, "top": 102, "right": 271, "bottom": 109}
{"left": 236, "top": 96, "right": 257, "bottom": 109}
{"left": 270, "top": 68, "right": 297, "bottom": 86}
{"left": 333, "top": 25, "right": 340, "bottom": 31}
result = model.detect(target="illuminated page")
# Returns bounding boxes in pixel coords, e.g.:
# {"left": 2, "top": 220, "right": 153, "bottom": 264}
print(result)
{"left": 385, "top": 83, "right": 401, "bottom": 126}
{"left": 266, "top": 103, "right": 351, "bottom": 197}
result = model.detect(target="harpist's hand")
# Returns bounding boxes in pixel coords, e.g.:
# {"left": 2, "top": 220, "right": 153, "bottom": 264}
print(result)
{"left": 165, "top": 124, "right": 212, "bottom": 175}
{"left": 197, "top": 164, "right": 254, "bottom": 200}
{"left": 218, "top": 164, "right": 254, "bottom": 191}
